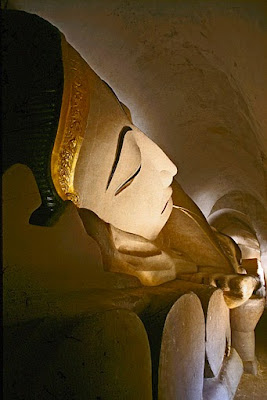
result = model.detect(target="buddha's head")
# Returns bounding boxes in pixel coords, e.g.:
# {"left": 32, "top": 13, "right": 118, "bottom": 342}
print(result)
{"left": 3, "top": 10, "right": 177, "bottom": 241}
{"left": 52, "top": 40, "right": 177, "bottom": 241}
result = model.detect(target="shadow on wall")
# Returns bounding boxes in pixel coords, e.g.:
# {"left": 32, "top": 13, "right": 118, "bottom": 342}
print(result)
{"left": 3, "top": 164, "right": 138, "bottom": 325}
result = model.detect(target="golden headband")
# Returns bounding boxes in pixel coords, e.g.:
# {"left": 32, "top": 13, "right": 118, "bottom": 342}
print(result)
{"left": 51, "top": 35, "right": 91, "bottom": 206}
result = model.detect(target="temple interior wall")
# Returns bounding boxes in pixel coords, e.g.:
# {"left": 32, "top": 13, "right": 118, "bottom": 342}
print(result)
{"left": 3, "top": 0, "right": 267, "bottom": 324}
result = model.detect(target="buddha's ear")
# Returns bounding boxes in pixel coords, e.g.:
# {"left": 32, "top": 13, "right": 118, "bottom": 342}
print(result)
{"left": 120, "top": 102, "right": 133, "bottom": 124}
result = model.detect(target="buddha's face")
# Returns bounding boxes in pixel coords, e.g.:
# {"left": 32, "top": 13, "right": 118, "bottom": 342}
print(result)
{"left": 74, "top": 76, "right": 177, "bottom": 241}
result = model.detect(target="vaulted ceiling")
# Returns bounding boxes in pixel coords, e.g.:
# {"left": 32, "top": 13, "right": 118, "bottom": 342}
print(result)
{"left": 5, "top": 0, "right": 267, "bottom": 284}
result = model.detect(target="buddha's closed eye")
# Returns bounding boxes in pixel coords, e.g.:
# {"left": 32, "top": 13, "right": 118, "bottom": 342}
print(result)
{"left": 115, "top": 165, "right": 141, "bottom": 196}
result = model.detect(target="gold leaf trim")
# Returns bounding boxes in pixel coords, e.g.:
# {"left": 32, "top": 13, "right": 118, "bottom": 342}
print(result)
{"left": 51, "top": 35, "right": 91, "bottom": 206}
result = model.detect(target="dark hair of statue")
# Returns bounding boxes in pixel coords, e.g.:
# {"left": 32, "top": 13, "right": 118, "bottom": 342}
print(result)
{"left": 2, "top": 10, "right": 67, "bottom": 226}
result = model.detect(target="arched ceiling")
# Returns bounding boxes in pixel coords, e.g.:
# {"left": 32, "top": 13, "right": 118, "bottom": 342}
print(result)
{"left": 6, "top": 0, "right": 267, "bottom": 274}
{"left": 8, "top": 0, "right": 267, "bottom": 216}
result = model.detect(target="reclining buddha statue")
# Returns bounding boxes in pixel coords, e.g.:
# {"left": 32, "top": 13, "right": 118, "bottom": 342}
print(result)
{"left": 3, "top": 10, "right": 266, "bottom": 400}
{"left": 2, "top": 10, "right": 260, "bottom": 311}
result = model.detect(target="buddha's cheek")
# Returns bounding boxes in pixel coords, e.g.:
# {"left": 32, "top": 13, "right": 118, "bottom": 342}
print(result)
{"left": 102, "top": 190, "right": 166, "bottom": 240}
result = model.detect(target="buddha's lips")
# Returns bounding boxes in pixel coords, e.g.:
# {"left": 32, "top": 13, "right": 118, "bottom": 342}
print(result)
{"left": 161, "top": 186, "right": 173, "bottom": 214}
{"left": 161, "top": 191, "right": 172, "bottom": 214}
{"left": 161, "top": 188, "right": 172, "bottom": 214}
{"left": 161, "top": 199, "right": 170, "bottom": 214}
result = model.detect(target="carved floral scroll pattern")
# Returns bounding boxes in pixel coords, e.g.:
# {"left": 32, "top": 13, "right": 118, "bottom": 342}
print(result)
{"left": 52, "top": 39, "right": 90, "bottom": 206}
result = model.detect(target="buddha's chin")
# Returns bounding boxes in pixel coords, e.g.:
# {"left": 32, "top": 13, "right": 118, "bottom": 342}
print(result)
{"left": 136, "top": 198, "right": 174, "bottom": 242}
{"left": 90, "top": 197, "right": 174, "bottom": 242}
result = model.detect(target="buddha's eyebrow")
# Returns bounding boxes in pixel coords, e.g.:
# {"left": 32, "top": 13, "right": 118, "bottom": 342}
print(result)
{"left": 106, "top": 126, "right": 133, "bottom": 190}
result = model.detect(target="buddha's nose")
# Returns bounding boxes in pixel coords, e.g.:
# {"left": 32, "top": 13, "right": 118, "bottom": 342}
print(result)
{"left": 149, "top": 140, "right": 177, "bottom": 187}
{"left": 134, "top": 127, "right": 177, "bottom": 185}
{"left": 160, "top": 160, "right": 177, "bottom": 188}
{"left": 160, "top": 169, "right": 176, "bottom": 188}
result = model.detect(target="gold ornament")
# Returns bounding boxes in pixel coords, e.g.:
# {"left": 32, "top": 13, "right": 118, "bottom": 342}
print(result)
{"left": 51, "top": 35, "right": 91, "bottom": 206}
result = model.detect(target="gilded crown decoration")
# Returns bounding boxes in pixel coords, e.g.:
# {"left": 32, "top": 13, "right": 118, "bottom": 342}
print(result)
{"left": 51, "top": 35, "right": 91, "bottom": 206}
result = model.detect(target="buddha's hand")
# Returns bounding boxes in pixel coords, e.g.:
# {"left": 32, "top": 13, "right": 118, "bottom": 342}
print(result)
{"left": 177, "top": 272, "right": 261, "bottom": 309}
